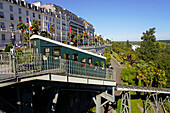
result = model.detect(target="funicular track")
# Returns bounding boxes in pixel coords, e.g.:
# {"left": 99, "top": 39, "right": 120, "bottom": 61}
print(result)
{"left": 116, "top": 84, "right": 170, "bottom": 113}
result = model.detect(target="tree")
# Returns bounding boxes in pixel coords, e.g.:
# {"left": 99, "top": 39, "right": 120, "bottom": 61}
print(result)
{"left": 156, "top": 53, "right": 170, "bottom": 87}
{"left": 31, "top": 20, "right": 40, "bottom": 34}
{"left": 17, "top": 22, "right": 26, "bottom": 46}
{"left": 4, "top": 44, "right": 13, "bottom": 52}
{"left": 121, "top": 68, "right": 136, "bottom": 85}
{"left": 137, "top": 28, "right": 159, "bottom": 62}
{"left": 24, "top": 32, "right": 32, "bottom": 47}
{"left": 40, "top": 31, "right": 52, "bottom": 39}
{"left": 126, "top": 40, "right": 131, "bottom": 48}
{"left": 49, "top": 24, "right": 55, "bottom": 38}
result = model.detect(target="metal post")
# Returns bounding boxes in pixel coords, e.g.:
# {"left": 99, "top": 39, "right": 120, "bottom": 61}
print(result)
{"left": 96, "top": 95, "right": 101, "bottom": 113}
{"left": 112, "top": 87, "right": 115, "bottom": 102}
{"left": 69, "top": 60, "right": 70, "bottom": 75}
{"left": 47, "top": 56, "right": 48, "bottom": 70}
{"left": 145, "top": 93, "right": 158, "bottom": 113}
{"left": 12, "top": 53, "right": 16, "bottom": 77}
{"left": 120, "top": 91, "right": 131, "bottom": 113}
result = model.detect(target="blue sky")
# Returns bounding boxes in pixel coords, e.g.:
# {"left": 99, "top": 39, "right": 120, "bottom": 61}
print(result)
{"left": 29, "top": 0, "right": 170, "bottom": 41}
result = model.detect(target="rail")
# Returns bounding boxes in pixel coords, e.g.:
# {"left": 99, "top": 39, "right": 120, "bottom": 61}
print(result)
{"left": 0, "top": 52, "right": 116, "bottom": 81}
{"left": 116, "top": 84, "right": 170, "bottom": 94}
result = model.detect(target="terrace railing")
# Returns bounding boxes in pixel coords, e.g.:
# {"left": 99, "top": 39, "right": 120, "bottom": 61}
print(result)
{"left": 0, "top": 52, "right": 116, "bottom": 81}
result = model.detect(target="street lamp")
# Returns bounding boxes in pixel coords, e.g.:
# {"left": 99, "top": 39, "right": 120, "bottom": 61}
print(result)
{"left": 9, "top": 23, "right": 14, "bottom": 46}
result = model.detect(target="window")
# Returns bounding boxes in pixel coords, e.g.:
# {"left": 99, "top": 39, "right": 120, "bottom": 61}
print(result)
{"left": 0, "top": 2, "right": 3, "bottom": 9}
{"left": 64, "top": 54, "right": 70, "bottom": 60}
{"left": 14, "top": 35, "right": 16, "bottom": 41}
{"left": 20, "top": 35, "right": 22, "bottom": 41}
{"left": 33, "top": 13, "right": 35, "bottom": 17}
{"left": 73, "top": 53, "right": 78, "bottom": 61}
{"left": 1, "top": 34, "right": 5, "bottom": 40}
{"left": 46, "top": 16, "right": 48, "bottom": 20}
{"left": 53, "top": 48, "right": 60, "bottom": 59}
{"left": 19, "top": 16, "right": 22, "bottom": 22}
{"left": 0, "top": 22, "right": 5, "bottom": 28}
{"left": 9, "top": 5, "right": 13, "bottom": 12}
{"left": 81, "top": 58, "right": 86, "bottom": 67}
{"left": 18, "top": 8, "right": 21, "bottom": 14}
{"left": 26, "top": 18, "right": 29, "bottom": 23}
{"left": 26, "top": 10, "right": 29, "bottom": 16}
{"left": 49, "top": 17, "right": 51, "bottom": 21}
{"left": 88, "top": 58, "right": 92, "bottom": 66}
{"left": 10, "top": 14, "right": 14, "bottom": 20}
{"left": 0, "top": 11, "right": 4, "bottom": 18}
{"left": 38, "top": 14, "right": 41, "bottom": 19}
{"left": 43, "top": 48, "right": 50, "bottom": 60}
{"left": 53, "top": 18, "right": 55, "bottom": 22}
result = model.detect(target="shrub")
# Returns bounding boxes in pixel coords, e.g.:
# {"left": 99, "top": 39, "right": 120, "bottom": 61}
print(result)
{"left": 4, "top": 44, "right": 13, "bottom": 52}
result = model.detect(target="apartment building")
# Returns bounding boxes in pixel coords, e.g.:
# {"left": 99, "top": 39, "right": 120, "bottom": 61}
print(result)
{"left": 0, "top": 0, "right": 95, "bottom": 49}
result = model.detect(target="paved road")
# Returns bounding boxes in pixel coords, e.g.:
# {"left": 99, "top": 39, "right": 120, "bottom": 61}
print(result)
{"left": 110, "top": 58, "right": 126, "bottom": 96}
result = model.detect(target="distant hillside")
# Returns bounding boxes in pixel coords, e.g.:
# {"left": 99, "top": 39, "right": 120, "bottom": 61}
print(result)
{"left": 158, "top": 40, "right": 170, "bottom": 43}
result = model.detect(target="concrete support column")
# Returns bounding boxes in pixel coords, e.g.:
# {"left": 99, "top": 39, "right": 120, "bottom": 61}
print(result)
{"left": 17, "top": 86, "right": 21, "bottom": 113}
{"left": 96, "top": 95, "right": 101, "bottom": 113}
{"left": 51, "top": 93, "right": 59, "bottom": 113}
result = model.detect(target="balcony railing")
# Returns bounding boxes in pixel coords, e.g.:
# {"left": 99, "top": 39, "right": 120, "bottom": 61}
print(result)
{"left": 0, "top": 52, "right": 116, "bottom": 81}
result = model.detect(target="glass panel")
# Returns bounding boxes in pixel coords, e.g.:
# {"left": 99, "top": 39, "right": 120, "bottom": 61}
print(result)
{"left": 54, "top": 48, "right": 60, "bottom": 59}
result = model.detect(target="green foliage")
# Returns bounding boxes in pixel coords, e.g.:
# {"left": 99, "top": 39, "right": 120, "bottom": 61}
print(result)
{"left": 64, "top": 41, "right": 67, "bottom": 44}
{"left": 121, "top": 68, "right": 136, "bottom": 84}
{"left": 158, "top": 40, "right": 170, "bottom": 43}
{"left": 24, "top": 32, "right": 32, "bottom": 47}
{"left": 31, "top": 19, "right": 40, "bottom": 34}
{"left": 126, "top": 40, "right": 131, "bottom": 48}
{"left": 131, "top": 99, "right": 141, "bottom": 113}
{"left": 40, "top": 31, "right": 52, "bottom": 39}
{"left": 165, "top": 44, "right": 170, "bottom": 54}
{"left": 164, "top": 101, "right": 170, "bottom": 112}
{"left": 115, "top": 98, "right": 122, "bottom": 113}
{"left": 155, "top": 53, "right": 170, "bottom": 87}
{"left": 67, "top": 30, "right": 75, "bottom": 39}
{"left": 49, "top": 24, "right": 55, "bottom": 37}
{"left": 16, "top": 47, "right": 22, "bottom": 52}
{"left": 137, "top": 28, "right": 159, "bottom": 62}
{"left": 4, "top": 44, "right": 13, "bottom": 52}
{"left": 104, "top": 53, "right": 111, "bottom": 67}
{"left": 87, "top": 107, "right": 96, "bottom": 113}
{"left": 17, "top": 22, "right": 26, "bottom": 46}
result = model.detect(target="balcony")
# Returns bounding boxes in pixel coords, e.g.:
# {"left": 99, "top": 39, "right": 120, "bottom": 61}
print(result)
{"left": 0, "top": 28, "right": 7, "bottom": 32}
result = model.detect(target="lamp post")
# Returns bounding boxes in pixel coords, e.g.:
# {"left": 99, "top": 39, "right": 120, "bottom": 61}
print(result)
{"left": 9, "top": 23, "right": 14, "bottom": 46}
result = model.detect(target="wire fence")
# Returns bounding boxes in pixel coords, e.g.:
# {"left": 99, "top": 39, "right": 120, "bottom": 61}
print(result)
{"left": 0, "top": 52, "right": 116, "bottom": 81}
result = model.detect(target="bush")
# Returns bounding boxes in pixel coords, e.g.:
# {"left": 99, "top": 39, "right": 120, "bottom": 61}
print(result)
{"left": 4, "top": 44, "right": 13, "bottom": 52}
{"left": 16, "top": 47, "right": 22, "bottom": 52}
{"left": 164, "top": 102, "right": 170, "bottom": 112}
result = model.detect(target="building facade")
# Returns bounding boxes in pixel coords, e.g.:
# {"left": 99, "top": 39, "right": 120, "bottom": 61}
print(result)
{"left": 0, "top": 0, "right": 95, "bottom": 49}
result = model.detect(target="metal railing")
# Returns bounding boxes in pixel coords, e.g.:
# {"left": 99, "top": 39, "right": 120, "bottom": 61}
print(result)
{"left": 0, "top": 52, "right": 116, "bottom": 81}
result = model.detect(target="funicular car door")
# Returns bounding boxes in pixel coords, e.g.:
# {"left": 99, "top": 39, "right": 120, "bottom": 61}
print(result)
{"left": 42, "top": 47, "right": 52, "bottom": 70}
{"left": 53, "top": 48, "right": 61, "bottom": 69}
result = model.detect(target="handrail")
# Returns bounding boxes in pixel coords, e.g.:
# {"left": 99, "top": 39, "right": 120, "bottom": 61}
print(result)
{"left": 0, "top": 53, "right": 116, "bottom": 81}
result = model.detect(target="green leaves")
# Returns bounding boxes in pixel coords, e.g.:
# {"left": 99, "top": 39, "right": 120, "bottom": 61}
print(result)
{"left": 31, "top": 20, "right": 40, "bottom": 34}
{"left": 137, "top": 28, "right": 159, "bottom": 62}
{"left": 17, "top": 22, "right": 26, "bottom": 46}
